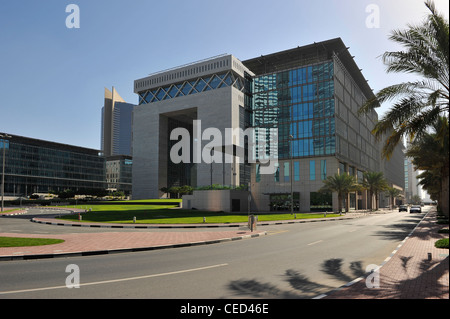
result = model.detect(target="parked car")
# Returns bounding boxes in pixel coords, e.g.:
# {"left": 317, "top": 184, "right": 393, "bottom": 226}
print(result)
{"left": 410, "top": 205, "right": 422, "bottom": 213}
{"left": 399, "top": 205, "right": 408, "bottom": 212}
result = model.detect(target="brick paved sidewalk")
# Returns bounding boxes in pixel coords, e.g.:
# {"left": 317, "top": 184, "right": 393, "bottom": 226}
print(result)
{"left": 323, "top": 210, "right": 449, "bottom": 299}
{"left": 0, "top": 230, "right": 266, "bottom": 261}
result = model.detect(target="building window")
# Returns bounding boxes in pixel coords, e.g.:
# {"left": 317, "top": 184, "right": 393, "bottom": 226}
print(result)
{"left": 294, "top": 161, "right": 300, "bottom": 181}
{"left": 339, "top": 162, "right": 346, "bottom": 175}
{"left": 274, "top": 163, "right": 280, "bottom": 182}
{"left": 256, "top": 164, "right": 260, "bottom": 183}
{"left": 310, "top": 160, "right": 316, "bottom": 180}
{"left": 284, "top": 162, "right": 290, "bottom": 182}
{"left": 321, "top": 160, "right": 327, "bottom": 180}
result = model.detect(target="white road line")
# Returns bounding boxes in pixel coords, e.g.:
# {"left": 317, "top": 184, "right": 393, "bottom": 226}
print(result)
{"left": 307, "top": 240, "right": 323, "bottom": 246}
{"left": 0, "top": 263, "right": 228, "bottom": 295}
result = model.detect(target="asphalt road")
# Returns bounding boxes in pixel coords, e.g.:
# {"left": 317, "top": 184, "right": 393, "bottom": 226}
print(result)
{"left": 0, "top": 207, "right": 428, "bottom": 299}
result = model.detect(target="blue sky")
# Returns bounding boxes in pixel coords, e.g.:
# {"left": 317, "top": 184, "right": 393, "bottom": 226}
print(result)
{"left": 0, "top": 0, "right": 448, "bottom": 150}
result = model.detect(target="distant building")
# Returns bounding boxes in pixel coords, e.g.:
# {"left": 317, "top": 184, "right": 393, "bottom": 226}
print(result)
{"left": 106, "top": 155, "right": 132, "bottom": 195}
{"left": 404, "top": 142, "right": 421, "bottom": 204}
{"left": 0, "top": 133, "right": 106, "bottom": 196}
{"left": 101, "top": 87, "right": 134, "bottom": 157}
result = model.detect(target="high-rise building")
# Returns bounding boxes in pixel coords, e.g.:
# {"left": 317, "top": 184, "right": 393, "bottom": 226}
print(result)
{"left": 132, "top": 38, "right": 405, "bottom": 212}
{"left": 101, "top": 87, "right": 134, "bottom": 157}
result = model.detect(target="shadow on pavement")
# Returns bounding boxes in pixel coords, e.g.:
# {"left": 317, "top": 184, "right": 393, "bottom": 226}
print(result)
{"left": 227, "top": 258, "right": 365, "bottom": 299}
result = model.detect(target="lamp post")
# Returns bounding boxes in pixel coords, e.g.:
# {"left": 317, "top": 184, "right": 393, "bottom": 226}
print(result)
{"left": 0, "top": 133, "right": 12, "bottom": 212}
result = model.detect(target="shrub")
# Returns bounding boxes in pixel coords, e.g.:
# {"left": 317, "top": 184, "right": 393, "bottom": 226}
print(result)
{"left": 434, "top": 238, "right": 449, "bottom": 249}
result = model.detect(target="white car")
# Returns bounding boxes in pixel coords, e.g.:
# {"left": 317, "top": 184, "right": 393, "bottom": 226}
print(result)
{"left": 410, "top": 205, "right": 422, "bottom": 213}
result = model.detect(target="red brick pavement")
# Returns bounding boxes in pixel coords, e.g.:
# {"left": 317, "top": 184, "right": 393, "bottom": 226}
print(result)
{"left": 0, "top": 230, "right": 266, "bottom": 259}
{"left": 324, "top": 210, "right": 449, "bottom": 299}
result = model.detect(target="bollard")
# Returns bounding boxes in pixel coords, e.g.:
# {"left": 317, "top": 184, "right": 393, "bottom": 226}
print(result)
{"left": 324, "top": 211, "right": 327, "bottom": 217}
{"left": 294, "top": 213, "right": 297, "bottom": 219}
{"left": 203, "top": 217, "right": 206, "bottom": 223}
{"left": 249, "top": 214, "right": 256, "bottom": 232}
{"left": 133, "top": 216, "right": 136, "bottom": 223}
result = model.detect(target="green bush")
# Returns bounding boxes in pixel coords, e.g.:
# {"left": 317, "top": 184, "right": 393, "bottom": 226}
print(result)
{"left": 434, "top": 238, "right": 449, "bottom": 249}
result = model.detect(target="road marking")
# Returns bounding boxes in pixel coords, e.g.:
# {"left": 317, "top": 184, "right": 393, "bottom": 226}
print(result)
{"left": 0, "top": 263, "right": 228, "bottom": 295}
{"left": 267, "top": 230, "right": 289, "bottom": 236}
{"left": 307, "top": 240, "right": 323, "bottom": 246}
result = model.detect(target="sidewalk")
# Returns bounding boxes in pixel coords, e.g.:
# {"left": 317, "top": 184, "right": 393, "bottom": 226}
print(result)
{"left": 0, "top": 230, "right": 266, "bottom": 261}
{"left": 321, "top": 209, "right": 449, "bottom": 299}
{"left": 0, "top": 211, "right": 363, "bottom": 260}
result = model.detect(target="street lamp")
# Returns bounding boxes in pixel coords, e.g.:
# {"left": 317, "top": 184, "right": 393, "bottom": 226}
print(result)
{"left": 0, "top": 133, "right": 12, "bottom": 212}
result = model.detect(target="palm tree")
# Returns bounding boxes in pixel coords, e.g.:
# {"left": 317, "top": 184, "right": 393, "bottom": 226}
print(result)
{"left": 358, "top": 0, "right": 449, "bottom": 159}
{"left": 362, "top": 172, "right": 388, "bottom": 211}
{"left": 416, "top": 170, "right": 441, "bottom": 205}
{"left": 160, "top": 187, "right": 169, "bottom": 198}
{"left": 386, "top": 187, "right": 403, "bottom": 209}
{"left": 406, "top": 117, "right": 449, "bottom": 216}
{"left": 319, "top": 173, "right": 360, "bottom": 214}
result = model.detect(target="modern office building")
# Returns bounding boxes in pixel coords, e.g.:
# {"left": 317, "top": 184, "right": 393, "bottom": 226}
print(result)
{"left": 404, "top": 139, "right": 421, "bottom": 204}
{"left": 132, "top": 38, "right": 405, "bottom": 212}
{"left": 0, "top": 133, "right": 106, "bottom": 197}
{"left": 106, "top": 155, "right": 132, "bottom": 195}
{"left": 101, "top": 87, "right": 135, "bottom": 157}
{"left": 133, "top": 54, "right": 254, "bottom": 200}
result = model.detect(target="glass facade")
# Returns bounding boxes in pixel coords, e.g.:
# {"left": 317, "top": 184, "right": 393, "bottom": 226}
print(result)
{"left": 106, "top": 155, "right": 132, "bottom": 194}
{"left": 0, "top": 135, "right": 106, "bottom": 196}
{"left": 309, "top": 160, "right": 316, "bottom": 180}
{"left": 137, "top": 70, "right": 245, "bottom": 105}
{"left": 252, "top": 61, "right": 335, "bottom": 160}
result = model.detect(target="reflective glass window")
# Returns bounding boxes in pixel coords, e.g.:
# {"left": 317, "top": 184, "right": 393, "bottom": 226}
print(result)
{"left": 168, "top": 85, "right": 178, "bottom": 98}
{"left": 181, "top": 82, "right": 192, "bottom": 95}
{"left": 156, "top": 88, "right": 166, "bottom": 101}
{"left": 194, "top": 79, "right": 207, "bottom": 92}
{"left": 284, "top": 162, "right": 290, "bottom": 182}
{"left": 309, "top": 160, "right": 316, "bottom": 180}
{"left": 294, "top": 161, "right": 300, "bottom": 181}
{"left": 209, "top": 75, "right": 221, "bottom": 89}
{"left": 321, "top": 160, "right": 327, "bottom": 180}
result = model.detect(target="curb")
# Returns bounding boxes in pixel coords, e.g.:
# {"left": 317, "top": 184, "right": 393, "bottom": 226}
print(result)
{"left": 0, "top": 209, "right": 28, "bottom": 216}
{"left": 31, "top": 213, "right": 366, "bottom": 229}
{"left": 312, "top": 211, "right": 429, "bottom": 299}
{"left": 0, "top": 231, "right": 267, "bottom": 262}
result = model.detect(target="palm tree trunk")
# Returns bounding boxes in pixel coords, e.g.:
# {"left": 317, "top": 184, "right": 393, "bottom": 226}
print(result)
{"left": 338, "top": 194, "right": 342, "bottom": 214}
{"left": 441, "top": 165, "right": 449, "bottom": 218}
{"left": 369, "top": 191, "right": 374, "bottom": 211}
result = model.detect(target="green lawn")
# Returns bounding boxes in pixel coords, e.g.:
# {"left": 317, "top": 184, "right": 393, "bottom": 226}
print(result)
{"left": 0, "top": 237, "right": 64, "bottom": 248}
{"left": 1, "top": 208, "right": 21, "bottom": 214}
{"left": 58, "top": 201, "right": 341, "bottom": 224}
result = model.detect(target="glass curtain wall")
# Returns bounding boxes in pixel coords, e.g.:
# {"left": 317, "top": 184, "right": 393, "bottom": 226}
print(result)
{"left": 252, "top": 61, "right": 335, "bottom": 160}
{"left": 1, "top": 140, "right": 105, "bottom": 195}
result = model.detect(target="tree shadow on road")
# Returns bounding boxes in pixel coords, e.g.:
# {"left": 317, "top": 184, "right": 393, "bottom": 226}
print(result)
{"left": 372, "top": 215, "right": 425, "bottom": 241}
{"left": 227, "top": 258, "right": 366, "bottom": 299}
